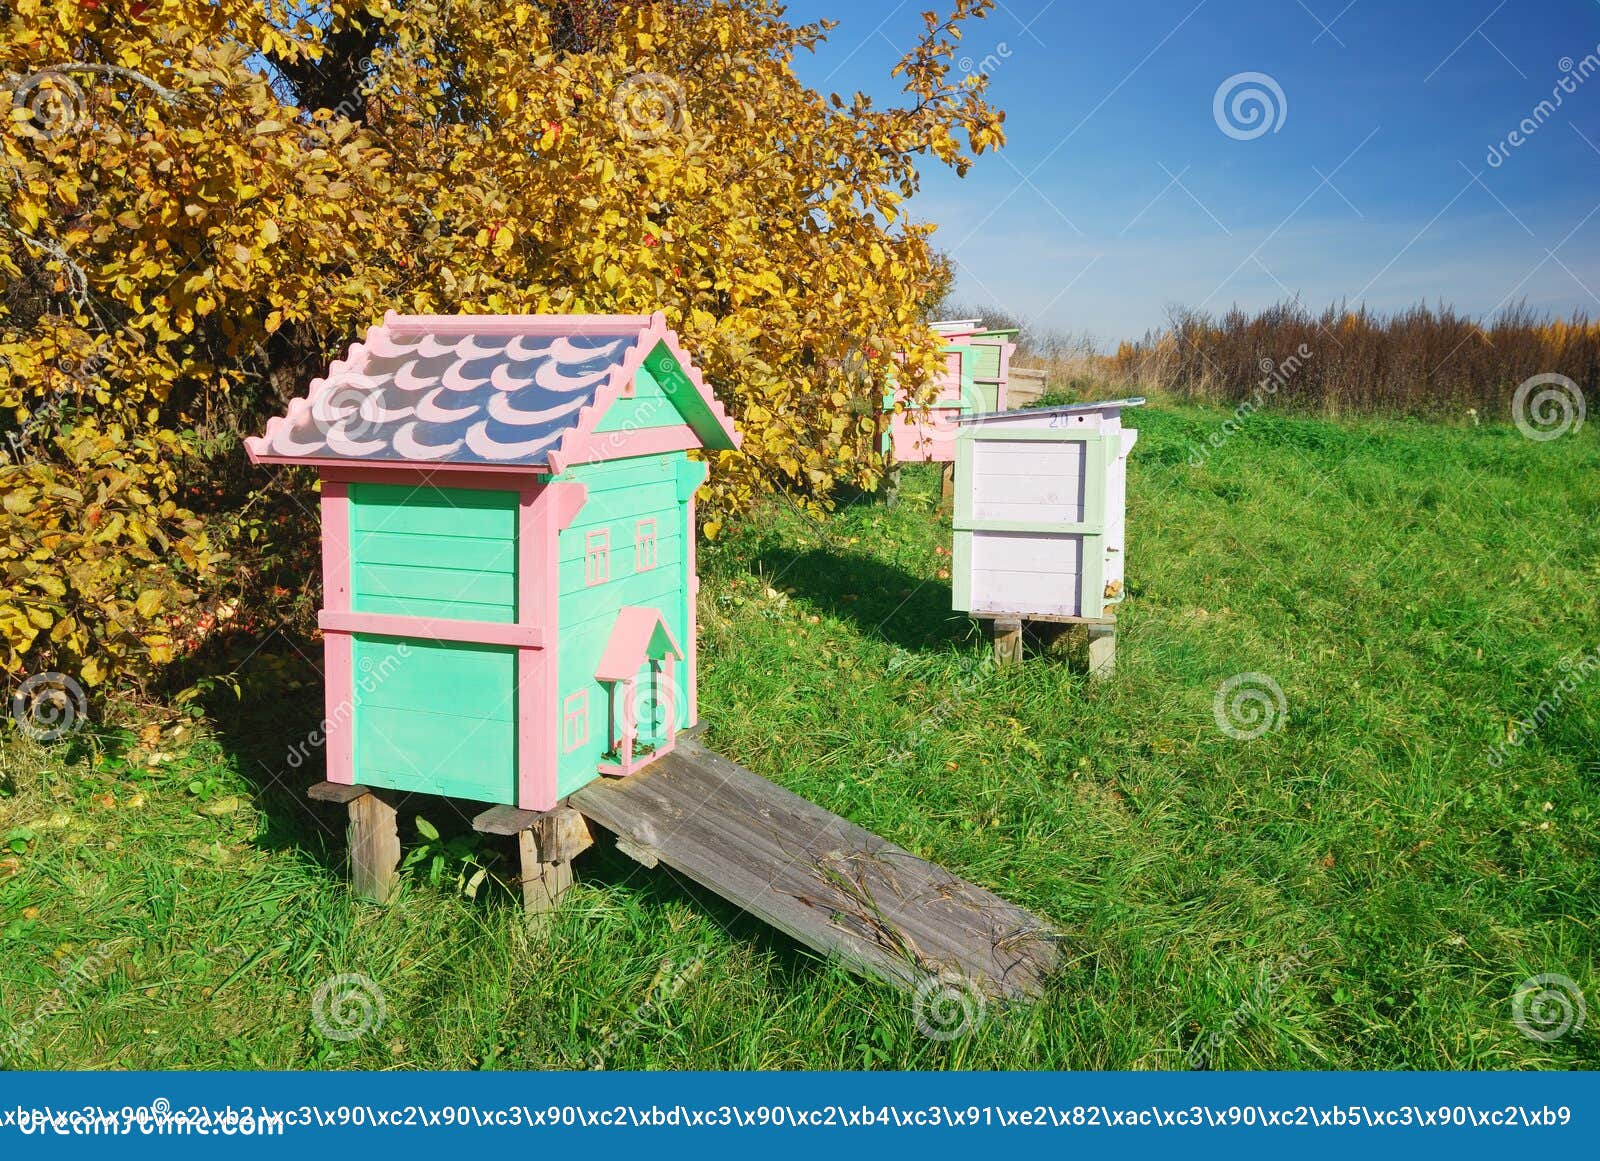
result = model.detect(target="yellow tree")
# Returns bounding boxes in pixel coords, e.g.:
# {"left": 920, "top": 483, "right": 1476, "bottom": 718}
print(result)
{"left": 1, "top": 0, "right": 1003, "bottom": 687}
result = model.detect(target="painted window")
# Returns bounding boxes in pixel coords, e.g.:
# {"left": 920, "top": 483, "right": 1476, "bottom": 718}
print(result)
{"left": 562, "top": 691, "right": 589, "bottom": 751}
{"left": 634, "top": 518, "right": 658, "bottom": 572}
{"left": 584, "top": 529, "right": 610, "bottom": 586}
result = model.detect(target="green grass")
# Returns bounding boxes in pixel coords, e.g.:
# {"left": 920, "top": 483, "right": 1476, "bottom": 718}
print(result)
{"left": 3, "top": 400, "right": 1597, "bottom": 1069}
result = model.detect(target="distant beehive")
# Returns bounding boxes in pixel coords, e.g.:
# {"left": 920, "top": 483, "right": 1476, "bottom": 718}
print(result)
{"left": 884, "top": 319, "right": 1016, "bottom": 464}
{"left": 951, "top": 399, "right": 1143, "bottom": 622}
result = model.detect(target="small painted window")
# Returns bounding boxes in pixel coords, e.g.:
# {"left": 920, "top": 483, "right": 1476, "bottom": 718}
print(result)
{"left": 562, "top": 691, "right": 589, "bottom": 751}
{"left": 635, "top": 518, "right": 658, "bottom": 572}
{"left": 585, "top": 529, "right": 611, "bottom": 586}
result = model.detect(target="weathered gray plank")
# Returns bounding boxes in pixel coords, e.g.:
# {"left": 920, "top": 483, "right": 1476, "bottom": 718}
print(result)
{"left": 571, "top": 738, "right": 1059, "bottom": 998}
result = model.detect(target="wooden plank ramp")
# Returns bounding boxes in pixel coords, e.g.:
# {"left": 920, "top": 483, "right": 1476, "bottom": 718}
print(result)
{"left": 570, "top": 737, "right": 1060, "bottom": 999}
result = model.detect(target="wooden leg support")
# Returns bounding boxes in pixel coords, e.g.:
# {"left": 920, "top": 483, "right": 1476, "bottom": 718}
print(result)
{"left": 309, "top": 782, "right": 400, "bottom": 905}
{"left": 990, "top": 617, "right": 1024, "bottom": 667}
{"left": 473, "top": 803, "right": 593, "bottom": 915}
{"left": 517, "top": 807, "right": 594, "bottom": 914}
{"left": 1086, "top": 624, "right": 1117, "bottom": 681}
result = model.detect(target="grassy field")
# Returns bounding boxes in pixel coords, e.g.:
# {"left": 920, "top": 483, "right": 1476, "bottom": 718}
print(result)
{"left": 2, "top": 400, "right": 1597, "bottom": 1070}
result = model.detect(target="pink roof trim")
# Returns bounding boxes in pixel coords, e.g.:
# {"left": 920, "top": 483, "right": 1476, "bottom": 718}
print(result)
{"left": 381, "top": 310, "right": 657, "bottom": 336}
{"left": 595, "top": 606, "right": 683, "bottom": 682}
{"left": 545, "top": 317, "right": 741, "bottom": 474}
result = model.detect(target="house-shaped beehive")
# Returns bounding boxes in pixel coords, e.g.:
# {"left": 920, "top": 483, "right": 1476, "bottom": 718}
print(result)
{"left": 952, "top": 399, "right": 1143, "bottom": 622}
{"left": 885, "top": 320, "right": 1016, "bottom": 463}
{"left": 247, "top": 312, "right": 740, "bottom": 813}
{"left": 966, "top": 326, "right": 1018, "bottom": 414}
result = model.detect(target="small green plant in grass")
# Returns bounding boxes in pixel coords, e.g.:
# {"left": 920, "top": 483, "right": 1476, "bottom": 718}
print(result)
{"left": 185, "top": 774, "right": 229, "bottom": 803}
{"left": 404, "top": 817, "right": 497, "bottom": 901}
{"left": 3, "top": 825, "right": 33, "bottom": 855}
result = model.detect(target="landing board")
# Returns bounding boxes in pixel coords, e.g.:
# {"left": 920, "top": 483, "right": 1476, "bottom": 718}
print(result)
{"left": 570, "top": 738, "right": 1060, "bottom": 998}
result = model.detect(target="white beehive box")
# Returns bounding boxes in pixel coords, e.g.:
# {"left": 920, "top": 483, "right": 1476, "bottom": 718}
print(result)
{"left": 952, "top": 399, "right": 1143, "bottom": 621}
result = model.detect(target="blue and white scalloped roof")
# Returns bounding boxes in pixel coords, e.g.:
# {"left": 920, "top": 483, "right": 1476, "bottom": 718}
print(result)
{"left": 246, "top": 313, "right": 728, "bottom": 468}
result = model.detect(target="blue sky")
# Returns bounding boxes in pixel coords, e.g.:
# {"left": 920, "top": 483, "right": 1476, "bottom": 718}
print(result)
{"left": 781, "top": 0, "right": 1600, "bottom": 346}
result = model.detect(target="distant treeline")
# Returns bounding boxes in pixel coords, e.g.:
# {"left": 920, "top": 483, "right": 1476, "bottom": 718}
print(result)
{"left": 1108, "top": 302, "right": 1598, "bottom": 417}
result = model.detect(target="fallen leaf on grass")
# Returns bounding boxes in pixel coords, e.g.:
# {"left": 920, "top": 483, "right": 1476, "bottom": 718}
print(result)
{"left": 202, "top": 796, "right": 241, "bottom": 816}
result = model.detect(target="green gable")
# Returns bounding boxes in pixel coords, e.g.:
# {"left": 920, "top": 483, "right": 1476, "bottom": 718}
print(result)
{"left": 592, "top": 341, "right": 738, "bottom": 450}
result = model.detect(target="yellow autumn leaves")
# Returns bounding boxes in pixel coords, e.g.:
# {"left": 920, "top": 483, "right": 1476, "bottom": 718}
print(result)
{"left": 2, "top": 0, "right": 1003, "bottom": 688}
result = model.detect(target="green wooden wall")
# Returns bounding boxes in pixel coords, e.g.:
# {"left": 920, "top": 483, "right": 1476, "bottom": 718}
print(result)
{"left": 347, "top": 482, "right": 521, "bottom": 802}
{"left": 553, "top": 452, "right": 691, "bottom": 797}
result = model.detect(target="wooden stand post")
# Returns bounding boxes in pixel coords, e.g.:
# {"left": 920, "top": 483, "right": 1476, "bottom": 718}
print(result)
{"left": 990, "top": 617, "right": 1024, "bottom": 667}
{"left": 1087, "top": 623, "right": 1117, "bottom": 680}
{"left": 940, "top": 462, "right": 955, "bottom": 506}
{"left": 473, "top": 803, "right": 593, "bottom": 914}
{"left": 308, "top": 782, "right": 401, "bottom": 905}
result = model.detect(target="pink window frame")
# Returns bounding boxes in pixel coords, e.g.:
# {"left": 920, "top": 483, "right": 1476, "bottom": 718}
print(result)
{"left": 585, "top": 529, "right": 611, "bottom": 586}
{"left": 634, "top": 518, "right": 658, "bottom": 572}
{"left": 562, "top": 690, "right": 589, "bottom": 752}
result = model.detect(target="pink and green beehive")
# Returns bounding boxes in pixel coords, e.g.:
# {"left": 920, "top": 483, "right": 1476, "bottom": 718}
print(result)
{"left": 247, "top": 312, "right": 740, "bottom": 812}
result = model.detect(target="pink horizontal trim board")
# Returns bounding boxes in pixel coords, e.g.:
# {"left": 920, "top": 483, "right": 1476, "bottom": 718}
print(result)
{"left": 547, "top": 424, "right": 702, "bottom": 476}
{"left": 381, "top": 311, "right": 660, "bottom": 336}
{"left": 318, "top": 609, "right": 547, "bottom": 649}
{"left": 317, "top": 464, "right": 548, "bottom": 491}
